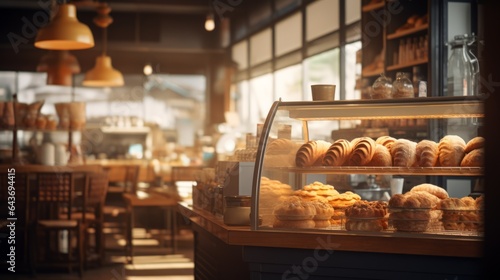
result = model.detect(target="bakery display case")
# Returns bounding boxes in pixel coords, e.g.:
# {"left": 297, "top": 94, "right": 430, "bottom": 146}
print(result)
{"left": 250, "top": 96, "right": 484, "bottom": 241}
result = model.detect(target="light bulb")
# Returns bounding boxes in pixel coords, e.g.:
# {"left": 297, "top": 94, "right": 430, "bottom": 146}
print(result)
{"left": 205, "top": 13, "right": 215, "bottom": 31}
{"left": 143, "top": 63, "right": 153, "bottom": 76}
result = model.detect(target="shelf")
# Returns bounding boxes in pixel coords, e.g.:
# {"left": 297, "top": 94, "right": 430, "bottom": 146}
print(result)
{"left": 284, "top": 96, "right": 484, "bottom": 121}
{"left": 387, "top": 58, "right": 428, "bottom": 71}
{"left": 99, "top": 126, "right": 150, "bottom": 134}
{"left": 362, "top": 67, "right": 384, "bottom": 78}
{"left": 270, "top": 166, "right": 483, "bottom": 176}
{"left": 387, "top": 24, "right": 429, "bottom": 40}
{"left": 362, "top": 1, "right": 384, "bottom": 12}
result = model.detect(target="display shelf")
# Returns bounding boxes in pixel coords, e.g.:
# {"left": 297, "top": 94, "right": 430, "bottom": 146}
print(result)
{"left": 387, "top": 24, "right": 429, "bottom": 40}
{"left": 361, "top": 67, "right": 384, "bottom": 78}
{"left": 362, "top": 1, "right": 384, "bottom": 12}
{"left": 386, "top": 58, "right": 428, "bottom": 71}
{"left": 267, "top": 166, "right": 483, "bottom": 176}
{"left": 284, "top": 96, "right": 484, "bottom": 121}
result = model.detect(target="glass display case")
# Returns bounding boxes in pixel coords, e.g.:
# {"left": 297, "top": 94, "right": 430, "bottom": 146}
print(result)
{"left": 250, "top": 96, "right": 484, "bottom": 241}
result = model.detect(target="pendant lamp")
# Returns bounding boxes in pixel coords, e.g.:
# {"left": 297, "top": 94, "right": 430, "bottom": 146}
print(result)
{"left": 37, "top": 50, "right": 81, "bottom": 86}
{"left": 35, "top": 3, "right": 94, "bottom": 50}
{"left": 83, "top": 3, "right": 124, "bottom": 87}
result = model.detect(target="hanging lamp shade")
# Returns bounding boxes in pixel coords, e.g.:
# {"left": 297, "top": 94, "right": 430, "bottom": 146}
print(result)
{"left": 82, "top": 55, "right": 124, "bottom": 87}
{"left": 35, "top": 4, "right": 94, "bottom": 50}
{"left": 37, "top": 50, "right": 80, "bottom": 86}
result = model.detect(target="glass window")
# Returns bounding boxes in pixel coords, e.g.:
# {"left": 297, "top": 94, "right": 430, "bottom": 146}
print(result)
{"left": 249, "top": 74, "right": 273, "bottom": 126}
{"left": 303, "top": 48, "right": 340, "bottom": 101}
{"left": 275, "top": 12, "right": 302, "bottom": 57}
{"left": 232, "top": 40, "right": 248, "bottom": 70}
{"left": 235, "top": 80, "right": 251, "bottom": 132}
{"left": 345, "top": 0, "right": 361, "bottom": 25}
{"left": 274, "top": 64, "right": 303, "bottom": 101}
{"left": 250, "top": 28, "right": 272, "bottom": 66}
{"left": 345, "top": 41, "right": 362, "bottom": 100}
{"left": 306, "top": 0, "right": 339, "bottom": 42}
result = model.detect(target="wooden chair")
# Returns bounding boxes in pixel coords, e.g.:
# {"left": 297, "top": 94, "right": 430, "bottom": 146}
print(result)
{"left": 69, "top": 171, "right": 109, "bottom": 267}
{"left": 30, "top": 171, "right": 86, "bottom": 276}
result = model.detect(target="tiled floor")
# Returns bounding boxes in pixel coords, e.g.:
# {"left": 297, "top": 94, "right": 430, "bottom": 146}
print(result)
{"left": 1, "top": 228, "right": 195, "bottom": 280}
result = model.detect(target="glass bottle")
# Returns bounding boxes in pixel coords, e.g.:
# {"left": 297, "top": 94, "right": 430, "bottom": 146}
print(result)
{"left": 392, "top": 72, "right": 414, "bottom": 98}
{"left": 371, "top": 73, "right": 392, "bottom": 99}
{"left": 466, "top": 33, "right": 480, "bottom": 96}
{"left": 446, "top": 35, "right": 473, "bottom": 96}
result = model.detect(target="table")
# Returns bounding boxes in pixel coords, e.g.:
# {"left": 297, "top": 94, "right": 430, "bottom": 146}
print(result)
{"left": 122, "top": 191, "right": 179, "bottom": 263}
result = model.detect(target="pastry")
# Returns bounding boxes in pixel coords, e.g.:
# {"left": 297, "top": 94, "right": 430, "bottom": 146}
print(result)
{"left": 460, "top": 148, "right": 484, "bottom": 167}
{"left": 375, "top": 136, "right": 397, "bottom": 150}
{"left": 388, "top": 191, "right": 440, "bottom": 209}
{"left": 322, "top": 139, "right": 353, "bottom": 166}
{"left": 347, "top": 137, "right": 376, "bottom": 166}
{"left": 345, "top": 218, "right": 388, "bottom": 231}
{"left": 438, "top": 135, "right": 466, "bottom": 167}
{"left": 310, "top": 199, "right": 334, "bottom": 220}
{"left": 410, "top": 183, "right": 449, "bottom": 199}
{"left": 345, "top": 200, "right": 387, "bottom": 218}
{"left": 366, "top": 144, "right": 392, "bottom": 166}
{"left": 273, "top": 196, "right": 316, "bottom": 219}
{"left": 415, "top": 140, "right": 439, "bottom": 167}
{"left": 295, "top": 140, "right": 331, "bottom": 167}
{"left": 390, "top": 138, "right": 417, "bottom": 167}
{"left": 313, "top": 219, "right": 331, "bottom": 228}
{"left": 464, "top": 136, "right": 485, "bottom": 153}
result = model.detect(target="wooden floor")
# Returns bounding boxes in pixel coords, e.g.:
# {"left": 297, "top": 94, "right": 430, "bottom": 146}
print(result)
{"left": 1, "top": 227, "right": 195, "bottom": 280}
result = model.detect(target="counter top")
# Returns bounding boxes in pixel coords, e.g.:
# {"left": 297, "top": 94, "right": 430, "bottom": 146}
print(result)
{"left": 178, "top": 202, "right": 483, "bottom": 258}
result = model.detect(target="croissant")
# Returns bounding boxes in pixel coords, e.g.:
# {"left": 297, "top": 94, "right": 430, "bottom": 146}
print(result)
{"left": 391, "top": 138, "right": 417, "bottom": 167}
{"left": 438, "top": 135, "right": 466, "bottom": 167}
{"left": 375, "top": 136, "right": 397, "bottom": 150}
{"left": 415, "top": 140, "right": 439, "bottom": 167}
{"left": 295, "top": 140, "right": 331, "bottom": 167}
{"left": 367, "top": 144, "right": 392, "bottom": 166}
{"left": 347, "top": 137, "right": 376, "bottom": 166}
{"left": 410, "top": 183, "right": 449, "bottom": 199}
{"left": 322, "top": 139, "right": 353, "bottom": 166}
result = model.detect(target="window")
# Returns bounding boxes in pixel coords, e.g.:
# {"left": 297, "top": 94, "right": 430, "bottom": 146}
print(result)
{"left": 274, "top": 64, "right": 303, "bottom": 101}
{"left": 303, "top": 48, "right": 340, "bottom": 101}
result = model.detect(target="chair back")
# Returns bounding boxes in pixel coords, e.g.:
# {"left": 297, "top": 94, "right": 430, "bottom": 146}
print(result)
{"left": 33, "top": 172, "right": 75, "bottom": 221}
{"left": 85, "top": 171, "right": 109, "bottom": 210}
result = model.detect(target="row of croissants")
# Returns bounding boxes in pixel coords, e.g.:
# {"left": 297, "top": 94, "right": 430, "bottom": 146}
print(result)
{"left": 295, "top": 135, "right": 484, "bottom": 168}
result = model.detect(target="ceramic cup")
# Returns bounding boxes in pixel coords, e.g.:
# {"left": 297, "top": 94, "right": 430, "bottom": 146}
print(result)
{"left": 311, "top": 84, "right": 336, "bottom": 101}
{"left": 390, "top": 178, "right": 404, "bottom": 195}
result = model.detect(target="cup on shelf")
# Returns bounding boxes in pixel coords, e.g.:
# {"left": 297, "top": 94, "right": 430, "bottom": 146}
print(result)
{"left": 390, "top": 178, "right": 404, "bottom": 195}
{"left": 311, "top": 84, "right": 336, "bottom": 101}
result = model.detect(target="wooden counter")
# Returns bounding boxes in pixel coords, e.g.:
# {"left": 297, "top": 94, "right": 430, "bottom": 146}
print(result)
{"left": 178, "top": 202, "right": 482, "bottom": 258}
{"left": 178, "top": 202, "right": 484, "bottom": 279}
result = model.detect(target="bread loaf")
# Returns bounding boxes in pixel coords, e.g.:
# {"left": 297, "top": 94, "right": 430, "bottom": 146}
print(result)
{"left": 464, "top": 136, "right": 485, "bottom": 153}
{"left": 295, "top": 140, "right": 331, "bottom": 167}
{"left": 390, "top": 139, "right": 417, "bottom": 167}
{"left": 322, "top": 139, "right": 353, "bottom": 166}
{"left": 347, "top": 137, "right": 376, "bottom": 166}
{"left": 367, "top": 144, "right": 392, "bottom": 166}
{"left": 460, "top": 148, "right": 484, "bottom": 167}
{"left": 438, "top": 135, "right": 466, "bottom": 167}
{"left": 410, "top": 183, "right": 449, "bottom": 199}
{"left": 415, "top": 140, "right": 439, "bottom": 167}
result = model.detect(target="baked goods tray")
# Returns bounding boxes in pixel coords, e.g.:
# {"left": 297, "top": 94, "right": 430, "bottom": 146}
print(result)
{"left": 273, "top": 166, "right": 483, "bottom": 176}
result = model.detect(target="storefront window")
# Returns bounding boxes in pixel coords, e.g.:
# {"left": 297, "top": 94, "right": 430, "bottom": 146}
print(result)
{"left": 274, "top": 64, "right": 303, "bottom": 101}
{"left": 249, "top": 74, "right": 274, "bottom": 127}
{"left": 345, "top": 41, "right": 362, "bottom": 100}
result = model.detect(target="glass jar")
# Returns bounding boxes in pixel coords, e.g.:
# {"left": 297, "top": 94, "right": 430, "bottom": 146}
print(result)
{"left": 392, "top": 72, "right": 414, "bottom": 98}
{"left": 371, "top": 73, "right": 392, "bottom": 99}
{"left": 446, "top": 35, "right": 473, "bottom": 96}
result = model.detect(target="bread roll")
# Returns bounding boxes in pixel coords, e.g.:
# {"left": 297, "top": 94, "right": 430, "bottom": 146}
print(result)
{"left": 460, "top": 148, "right": 484, "bottom": 167}
{"left": 322, "top": 139, "right": 353, "bottom": 166}
{"left": 347, "top": 137, "right": 376, "bottom": 166}
{"left": 295, "top": 140, "right": 331, "bottom": 167}
{"left": 464, "top": 136, "right": 485, "bottom": 153}
{"left": 438, "top": 135, "right": 466, "bottom": 167}
{"left": 410, "top": 183, "right": 449, "bottom": 199}
{"left": 415, "top": 140, "right": 439, "bottom": 167}
{"left": 390, "top": 139, "right": 417, "bottom": 167}
{"left": 375, "top": 136, "right": 397, "bottom": 150}
{"left": 367, "top": 144, "right": 392, "bottom": 166}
